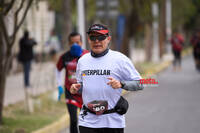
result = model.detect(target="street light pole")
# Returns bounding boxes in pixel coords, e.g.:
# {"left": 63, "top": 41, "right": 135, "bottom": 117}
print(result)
{"left": 166, "top": 0, "right": 172, "bottom": 53}
{"left": 152, "top": 2, "right": 159, "bottom": 62}
{"left": 77, "top": 0, "right": 86, "bottom": 49}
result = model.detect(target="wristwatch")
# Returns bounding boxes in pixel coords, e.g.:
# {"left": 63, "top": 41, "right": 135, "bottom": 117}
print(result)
{"left": 120, "top": 81, "right": 126, "bottom": 88}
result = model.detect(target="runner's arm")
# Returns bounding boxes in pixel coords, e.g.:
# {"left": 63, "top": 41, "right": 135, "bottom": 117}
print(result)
{"left": 120, "top": 80, "right": 144, "bottom": 91}
{"left": 56, "top": 68, "right": 62, "bottom": 87}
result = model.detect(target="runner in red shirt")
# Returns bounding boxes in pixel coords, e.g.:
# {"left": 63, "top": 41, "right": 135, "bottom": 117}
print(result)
{"left": 56, "top": 32, "right": 88, "bottom": 133}
{"left": 170, "top": 32, "right": 184, "bottom": 71}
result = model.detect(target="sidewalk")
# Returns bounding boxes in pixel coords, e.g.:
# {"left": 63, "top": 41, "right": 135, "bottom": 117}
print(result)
{"left": 4, "top": 61, "right": 58, "bottom": 106}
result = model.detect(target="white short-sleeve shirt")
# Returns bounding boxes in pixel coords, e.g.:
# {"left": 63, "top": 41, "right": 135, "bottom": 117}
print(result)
{"left": 76, "top": 50, "right": 141, "bottom": 128}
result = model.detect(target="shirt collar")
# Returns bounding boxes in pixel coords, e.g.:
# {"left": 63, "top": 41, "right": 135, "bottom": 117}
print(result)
{"left": 91, "top": 48, "right": 109, "bottom": 58}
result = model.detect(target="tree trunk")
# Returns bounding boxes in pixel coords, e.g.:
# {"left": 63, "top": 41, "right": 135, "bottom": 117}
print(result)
{"left": 62, "top": 0, "right": 72, "bottom": 49}
{"left": 121, "top": 9, "right": 140, "bottom": 57}
{"left": 0, "top": 30, "right": 6, "bottom": 124}
{"left": 159, "top": 0, "right": 166, "bottom": 58}
{"left": 0, "top": 65, "right": 6, "bottom": 124}
{"left": 0, "top": 38, "right": 12, "bottom": 125}
{"left": 145, "top": 23, "right": 153, "bottom": 62}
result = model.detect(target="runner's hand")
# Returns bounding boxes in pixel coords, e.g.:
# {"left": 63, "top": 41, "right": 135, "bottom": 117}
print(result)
{"left": 58, "top": 86, "right": 64, "bottom": 101}
{"left": 70, "top": 83, "right": 81, "bottom": 94}
{"left": 107, "top": 77, "right": 122, "bottom": 89}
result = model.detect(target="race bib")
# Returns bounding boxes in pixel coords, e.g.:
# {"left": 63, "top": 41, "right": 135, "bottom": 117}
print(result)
{"left": 87, "top": 100, "right": 108, "bottom": 115}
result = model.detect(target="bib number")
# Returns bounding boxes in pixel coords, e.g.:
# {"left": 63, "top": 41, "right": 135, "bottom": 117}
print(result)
{"left": 87, "top": 100, "right": 108, "bottom": 115}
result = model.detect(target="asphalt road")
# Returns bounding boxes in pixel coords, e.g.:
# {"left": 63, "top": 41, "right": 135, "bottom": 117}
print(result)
{"left": 125, "top": 55, "right": 200, "bottom": 133}
{"left": 60, "top": 55, "right": 200, "bottom": 133}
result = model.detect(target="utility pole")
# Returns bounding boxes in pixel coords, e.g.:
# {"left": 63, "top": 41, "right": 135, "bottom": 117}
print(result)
{"left": 166, "top": 0, "right": 172, "bottom": 53}
{"left": 77, "top": 0, "right": 86, "bottom": 49}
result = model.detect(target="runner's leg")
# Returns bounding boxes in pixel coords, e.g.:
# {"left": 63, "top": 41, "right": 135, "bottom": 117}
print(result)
{"left": 67, "top": 103, "right": 78, "bottom": 133}
{"left": 79, "top": 126, "right": 98, "bottom": 133}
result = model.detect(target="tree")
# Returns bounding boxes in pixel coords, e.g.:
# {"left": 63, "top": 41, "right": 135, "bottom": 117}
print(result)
{"left": 181, "top": 0, "right": 200, "bottom": 34}
{"left": 119, "top": 0, "right": 142, "bottom": 57}
{"left": 171, "top": 0, "right": 196, "bottom": 31}
{"left": 120, "top": 0, "right": 159, "bottom": 61}
{"left": 0, "top": 0, "right": 34, "bottom": 124}
{"left": 137, "top": 0, "right": 154, "bottom": 62}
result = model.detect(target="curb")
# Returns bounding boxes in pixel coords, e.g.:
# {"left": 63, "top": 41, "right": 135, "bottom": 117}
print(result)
{"left": 32, "top": 47, "right": 192, "bottom": 133}
{"left": 32, "top": 113, "right": 69, "bottom": 133}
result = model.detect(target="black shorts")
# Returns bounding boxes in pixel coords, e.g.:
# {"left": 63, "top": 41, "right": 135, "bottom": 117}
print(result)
{"left": 173, "top": 50, "right": 181, "bottom": 59}
{"left": 79, "top": 126, "right": 124, "bottom": 133}
{"left": 50, "top": 49, "right": 56, "bottom": 56}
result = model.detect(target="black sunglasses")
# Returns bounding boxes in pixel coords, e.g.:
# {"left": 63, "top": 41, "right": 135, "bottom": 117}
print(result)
{"left": 89, "top": 35, "right": 107, "bottom": 41}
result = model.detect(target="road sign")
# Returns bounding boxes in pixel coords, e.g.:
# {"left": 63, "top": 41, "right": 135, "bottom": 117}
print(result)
{"left": 96, "top": 0, "right": 119, "bottom": 18}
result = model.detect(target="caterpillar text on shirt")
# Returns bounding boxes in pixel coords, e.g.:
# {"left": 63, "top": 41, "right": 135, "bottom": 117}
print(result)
{"left": 82, "top": 69, "right": 111, "bottom": 76}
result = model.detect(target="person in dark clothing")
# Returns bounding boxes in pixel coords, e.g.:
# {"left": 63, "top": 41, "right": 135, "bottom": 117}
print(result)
{"left": 170, "top": 32, "right": 184, "bottom": 71}
{"left": 56, "top": 32, "right": 88, "bottom": 133}
{"left": 190, "top": 30, "right": 200, "bottom": 71}
{"left": 18, "top": 30, "right": 37, "bottom": 88}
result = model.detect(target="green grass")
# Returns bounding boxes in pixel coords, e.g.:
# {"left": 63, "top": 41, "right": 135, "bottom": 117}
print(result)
{"left": 0, "top": 91, "right": 66, "bottom": 133}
